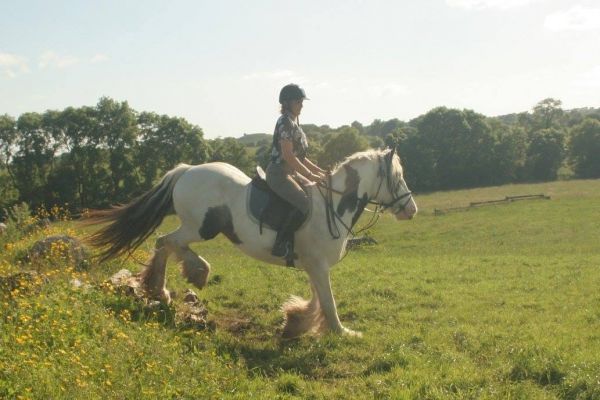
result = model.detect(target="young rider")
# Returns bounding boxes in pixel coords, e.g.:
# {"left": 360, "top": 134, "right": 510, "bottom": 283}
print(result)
{"left": 266, "top": 83, "right": 326, "bottom": 264}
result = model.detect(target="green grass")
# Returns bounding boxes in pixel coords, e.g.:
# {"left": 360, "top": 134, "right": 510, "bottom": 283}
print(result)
{"left": 2, "top": 179, "right": 600, "bottom": 399}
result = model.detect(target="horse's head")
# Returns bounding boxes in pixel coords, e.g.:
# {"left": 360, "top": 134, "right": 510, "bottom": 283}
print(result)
{"left": 374, "top": 148, "right": 418, "bottom": 220}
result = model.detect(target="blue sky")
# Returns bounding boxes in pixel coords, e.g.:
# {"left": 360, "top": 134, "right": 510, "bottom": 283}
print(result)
{"left": 1, "top": 0, "right": 599, "bottom": 138}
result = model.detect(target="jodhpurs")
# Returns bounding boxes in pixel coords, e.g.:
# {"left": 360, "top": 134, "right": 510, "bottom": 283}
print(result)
{"left": 265, "top": 162, "right": 310, "bottom": 215}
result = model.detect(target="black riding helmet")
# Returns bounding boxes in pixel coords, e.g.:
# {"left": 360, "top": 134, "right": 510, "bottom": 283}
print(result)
{"left": 279, "top": 84, "right": 309, "bottom": 104}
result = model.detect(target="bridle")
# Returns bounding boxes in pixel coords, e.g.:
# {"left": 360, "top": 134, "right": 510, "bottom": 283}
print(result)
{"left": 371, "top": 147, "right": 414, "bottom": 214}
{"left": 316, "top": 147, "right": 413, "bottom": 240}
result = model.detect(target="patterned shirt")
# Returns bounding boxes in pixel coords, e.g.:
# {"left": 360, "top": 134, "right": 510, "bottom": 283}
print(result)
{"left": 270, "top": 113, "right": 308, "bottom": 164}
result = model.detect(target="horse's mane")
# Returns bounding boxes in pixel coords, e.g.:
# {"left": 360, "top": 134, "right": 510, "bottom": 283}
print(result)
{"left": 331, "top": 148, "right": 389, "bottom": 174}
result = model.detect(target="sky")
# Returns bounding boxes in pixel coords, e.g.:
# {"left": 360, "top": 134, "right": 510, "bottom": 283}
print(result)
{"left": 1, "top": 0, "right": 599, "bottom": 139}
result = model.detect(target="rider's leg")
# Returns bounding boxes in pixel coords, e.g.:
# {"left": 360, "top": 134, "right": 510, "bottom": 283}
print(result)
{"left": 266, "top": 163, "right": 310, "bottom": 260}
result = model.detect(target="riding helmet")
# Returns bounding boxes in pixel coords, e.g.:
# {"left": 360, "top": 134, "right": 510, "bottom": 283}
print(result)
{"left": 279, "top": 84, "right": 309, "bottom": 104}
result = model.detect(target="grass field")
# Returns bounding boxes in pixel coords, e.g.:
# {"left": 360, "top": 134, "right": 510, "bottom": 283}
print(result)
{"left": 1, "top": 179, "right": 599, "bottom": 399}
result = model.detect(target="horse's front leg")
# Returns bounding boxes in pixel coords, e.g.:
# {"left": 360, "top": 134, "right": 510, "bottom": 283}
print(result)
{"left": 306, "top": 264, "right": 362, "bottom": 337}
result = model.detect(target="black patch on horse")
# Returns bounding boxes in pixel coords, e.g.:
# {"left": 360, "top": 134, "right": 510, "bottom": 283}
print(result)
{"left": 199, "top": 205, "right": 242, "bottom": 244}
{"left": 337, "top": 165, "right": 361, "bottom": 216}
{"left": 351, "top": 193, "right": 369, "bottom": 229}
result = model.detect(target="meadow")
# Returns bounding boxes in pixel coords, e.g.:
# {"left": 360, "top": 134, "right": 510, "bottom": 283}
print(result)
{"left": 1, "top": 179, "right": 599, "bottom": 399}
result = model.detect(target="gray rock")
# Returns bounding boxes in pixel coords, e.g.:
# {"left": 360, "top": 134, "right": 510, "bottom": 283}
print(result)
{"left": 0, "top": 271, "right": 46, "bottom": 293}
{"left": 109, "top": 269, "right": 133, "bottom": 286}
{"left": 27, "top": 235, "right": 90, "bottom": 270}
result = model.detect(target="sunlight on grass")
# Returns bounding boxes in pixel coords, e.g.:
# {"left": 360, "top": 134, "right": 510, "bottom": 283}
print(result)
{"left": 1, "top": 179, "right": 600, "bottom": 399}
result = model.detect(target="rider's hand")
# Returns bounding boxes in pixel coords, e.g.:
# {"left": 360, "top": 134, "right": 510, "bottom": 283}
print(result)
{"left": 311, "top": 173, "right": 324, "bottom": 183}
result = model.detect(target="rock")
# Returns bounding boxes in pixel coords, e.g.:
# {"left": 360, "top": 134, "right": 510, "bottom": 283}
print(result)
{"left": 177, "top": 288, "right": 209, "bottom": 330}
{"left": 109, "top": 269, "right": 133, "bottom": 286}
{"left": 106, "top": 269, "right": 144, "bottom": 298}
{"left": 183, "top": 288, "right": 200, "bottom": 304}
{"left": 27, "top": 235, "right": 90, "bottom": 270}
{"left": 0, "top": 271, "right": 46, "bottom": 293}
{"left": 103, "top": 271, "right": 210, "bottom": 330}
{"left": 0, "top": 222, "right": 7, "bottom": 235}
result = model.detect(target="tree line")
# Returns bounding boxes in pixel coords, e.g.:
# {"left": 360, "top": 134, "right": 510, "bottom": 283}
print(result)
{"left": 1, "top": 97, "right": 599, "bottom": 217}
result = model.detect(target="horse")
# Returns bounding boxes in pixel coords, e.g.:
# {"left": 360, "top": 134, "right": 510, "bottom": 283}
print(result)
{"left": 85, "top": 148, "right": 417, "bottom": 338}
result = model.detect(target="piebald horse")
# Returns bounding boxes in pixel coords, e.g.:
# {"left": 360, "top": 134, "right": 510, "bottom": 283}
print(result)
{"left": 86, "top": 148, "right": 417, "bottom": 337}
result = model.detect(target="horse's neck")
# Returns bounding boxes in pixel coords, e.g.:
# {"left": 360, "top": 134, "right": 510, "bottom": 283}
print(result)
{"left": 321, "top": 159, "right": 377, "bottom": 230}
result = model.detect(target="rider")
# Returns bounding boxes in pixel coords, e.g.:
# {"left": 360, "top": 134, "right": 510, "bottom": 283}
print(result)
{"left": 266, "top": 83, "right": 327, "bottom": 264}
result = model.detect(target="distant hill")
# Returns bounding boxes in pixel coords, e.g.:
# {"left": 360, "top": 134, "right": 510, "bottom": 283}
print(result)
{"left": 237, "top": 133, "right": 271, "bottom": 146}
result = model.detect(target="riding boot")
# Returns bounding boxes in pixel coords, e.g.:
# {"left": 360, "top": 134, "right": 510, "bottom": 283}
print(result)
{"left": 271, "top": 209, "right": 306, "bottom": 264}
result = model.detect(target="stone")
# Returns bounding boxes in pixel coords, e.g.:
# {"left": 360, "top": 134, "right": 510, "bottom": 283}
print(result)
{"left": 177, "top": 288, "right": 209, "bottom": 330}
{"left": 0, "top": 271, "right": 46, "bottom": 293}
{"left": 109, "top": 269, "right": 133, "bottom": 286}
{"left": 27, "top": 235, "right": 90, "bottom": 270}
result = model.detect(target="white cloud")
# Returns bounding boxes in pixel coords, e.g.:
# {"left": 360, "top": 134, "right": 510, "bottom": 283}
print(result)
{"left": 574, "top": 65, "right": 600, "bottom": 88}
{"left": 446, "top": 0, "right": 544, "bottom": 10}
{"left": 39, "top": 51, "right": 79, "bottom": 69}
{"left": 0, "top": 52, "right": 29, "bottom": 78}
{"left": 90, "top": 53, "right": 109, "bottom": 63}
{"left": 544, "top": 6, "right": 600, "bottom": 32}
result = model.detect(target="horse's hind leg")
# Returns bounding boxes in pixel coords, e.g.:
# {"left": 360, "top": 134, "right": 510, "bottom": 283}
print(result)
{"left": 156, "top": 225, "right": 210, "bottom": 289}
{"left": 139, "top": 234, "right": 174, "bottom": 303}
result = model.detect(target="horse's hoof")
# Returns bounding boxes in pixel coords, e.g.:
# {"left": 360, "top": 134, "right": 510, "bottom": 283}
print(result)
{"left": 146, "top": 288, "right": 172, "bottom": 304}
{"left": 342, "top": 327, "right": 363, "bottom": 337}
{"left": 160, "top": 289, "right": 172, "bottom": 304}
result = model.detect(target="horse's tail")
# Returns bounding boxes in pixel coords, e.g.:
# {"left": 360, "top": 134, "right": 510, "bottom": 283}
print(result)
{"left": 84, "top": 163, "right": 192, "bottom": 262}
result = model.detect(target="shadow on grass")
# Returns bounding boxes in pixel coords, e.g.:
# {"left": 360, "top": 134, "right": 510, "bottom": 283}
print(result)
{"left": 213, "top": 337, "right": 331, "bottom": 379}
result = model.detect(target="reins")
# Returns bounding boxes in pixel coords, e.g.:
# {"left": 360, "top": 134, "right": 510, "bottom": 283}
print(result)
{"left": 315, "top": 154, "right": 413, "bottom": 242}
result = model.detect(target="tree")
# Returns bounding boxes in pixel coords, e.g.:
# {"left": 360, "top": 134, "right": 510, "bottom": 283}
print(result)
{"left": 94, "top": 97, "right": 138, "bottom": 201}
{"left": 318, "top": 127, "right": 368, "bottom": 168}
{"left": 0, "top": 116, "right": 18, "bottom": 212}
{"left": 524, "top": 128, "right": 566, "bottom": 181}
{"left": 491, "top": 123, "right": 527, "bottom": 184}
{"left": 0, "top": 114, "right": 16, "bottom": 178}
{"left": 208, "top": 137, "right": 253, "bottom": 175}
{"left": 413, "top": 107, "right": 499, "bottom": 189}
{"left": 136, "top": 112, "right": 210, "bottom": 190}
{"left": 570, "top": 118, "right": 600, "bottom": 178}
{"left": 11, "top": 112, "right": 59, "bottom": 206}
{"left": 532, "top": 98, "right": 564, "bottom": 130}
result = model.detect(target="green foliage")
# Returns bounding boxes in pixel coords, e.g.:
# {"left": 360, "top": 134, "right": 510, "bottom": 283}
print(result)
{"left": 318, "top": 127, "right": 369, "bottom": 168}
{"left": 237, "top": 133, "right": 271, "bottom": 147}
{"left": 2, "top": 96, "right": 599, "bottom": 213}
{"left": 524, "top": 128, "right": 566, "bottom": 181}
{"left": 570, "top": 118, "right": 600, "bottom": 179}
{"left": 208, "top": 137, "right": 254, "bottom": 175}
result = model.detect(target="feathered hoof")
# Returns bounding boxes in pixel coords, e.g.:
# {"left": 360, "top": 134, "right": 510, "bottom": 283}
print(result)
{"left": 341, "top": 327, "right": 363, "bottom": 338}
{"left": 143, "top": 287, "right": 172, "bottom": 305}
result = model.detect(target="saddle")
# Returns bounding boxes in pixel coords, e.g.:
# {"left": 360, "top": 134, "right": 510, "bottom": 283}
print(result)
{"left": 247, "top": 166, "right": 309, "bottom": 234}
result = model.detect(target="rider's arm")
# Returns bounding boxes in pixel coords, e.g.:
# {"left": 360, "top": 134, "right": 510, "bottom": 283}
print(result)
{"left": 302, "top": 158, "right": 326, "bottom": 176}
{"left": 281, "top": 139, "right": 320, "bottom": 181}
